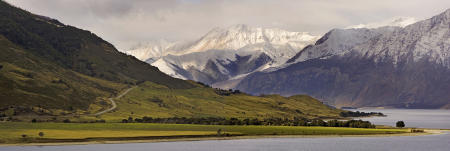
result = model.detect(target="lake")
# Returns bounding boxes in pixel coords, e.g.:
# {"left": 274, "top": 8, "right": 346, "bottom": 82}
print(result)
{"left": 348, "top": 109, "right": 450, "bottom": 129}
{"left": 2, "top": 132, "right": 449, "bottom": 151}
{"left": 1, "top": 109, "right": 449, "bottom": 151}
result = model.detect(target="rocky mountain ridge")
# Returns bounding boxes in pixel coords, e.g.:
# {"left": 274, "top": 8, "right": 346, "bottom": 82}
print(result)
{"left": 236, "top": 9, "right": 450, "bottom": 109}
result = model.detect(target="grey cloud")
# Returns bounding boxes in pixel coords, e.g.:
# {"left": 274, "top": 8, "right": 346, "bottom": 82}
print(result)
{"left": 5, "top": 0, "right": 450, "bottom": 50}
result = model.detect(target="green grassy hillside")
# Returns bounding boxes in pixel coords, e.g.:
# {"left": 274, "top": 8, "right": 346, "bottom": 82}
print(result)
{"left": 0, "top": 35, "right": 127, "bottom": 114}
{"left": 0, "top": 1, "right": 192, "bottom": 89}
{"left": 0, "top": 0, "right": 192, "bottom": 113}
{"left": 97, "top": 82, "right": 342, "bottom": 121}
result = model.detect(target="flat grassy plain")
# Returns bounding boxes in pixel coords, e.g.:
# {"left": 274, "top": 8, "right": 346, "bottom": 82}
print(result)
{"left": 0, "top": 122, "right": 409, "bottom": 144}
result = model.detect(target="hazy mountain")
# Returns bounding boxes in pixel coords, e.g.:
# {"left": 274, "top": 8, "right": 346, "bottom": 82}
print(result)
{"left": 126, "top": 24, "right": 319, "bottom": 86}
{"left": 236, "top": 9, "right": 450, "bottom": 109}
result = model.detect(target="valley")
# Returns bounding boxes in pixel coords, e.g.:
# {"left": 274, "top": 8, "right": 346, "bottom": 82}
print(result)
{"left": 0, "top": 0, "right": 449, "bottom": 148}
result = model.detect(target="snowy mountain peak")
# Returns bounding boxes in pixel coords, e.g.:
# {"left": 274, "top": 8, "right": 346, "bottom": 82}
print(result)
{"left": 289, "top": 8, "right": 450, "bottom": 68}
{"left": 182, "top": 24, "right": 319, "bottom": 55}
{"left": 124, "top": 39, "right": 176, "bottom": 61}
{"left": 346, "top": 16, "right": 418, "bottom": 29}
{"left": 126, "top": 24, "right": 319, "bottom": 64}
{"left": 125, "top": 24, "right": 320, "bottom": 86}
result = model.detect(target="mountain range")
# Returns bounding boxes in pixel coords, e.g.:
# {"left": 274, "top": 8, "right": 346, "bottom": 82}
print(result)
{"left": 237, "top": 9, "right": 450, "bottom": 109}
{"left": 129, "top": 9, "right": 450, "bottom": 109}
{"left": 0, "top": 1, "right": 340, "bottom": 120}
{"left": 125, "top": 24, "right": 319, "bottom": 87}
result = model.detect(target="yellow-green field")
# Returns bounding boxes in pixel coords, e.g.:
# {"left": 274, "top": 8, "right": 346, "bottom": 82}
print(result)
{"left": 0, "top": 122, "right": 409, "bottom": 144}
{"left": 94, "top": 82, "right": 342, "bottom": 122}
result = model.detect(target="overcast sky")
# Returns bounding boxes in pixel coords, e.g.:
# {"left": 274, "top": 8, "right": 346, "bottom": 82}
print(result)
{"left": 5, "top": 0, "right": 450, "bottom": 50}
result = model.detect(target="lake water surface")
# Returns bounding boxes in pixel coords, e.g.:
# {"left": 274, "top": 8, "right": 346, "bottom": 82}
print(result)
{"left": 349, "top": 109, "right": 450, "bottom": 129}
{"left": 2, "top": 132, "right": 449, "bottom": 151}
{"left": 2, "top": 109, "right": 449, "bottom": 151}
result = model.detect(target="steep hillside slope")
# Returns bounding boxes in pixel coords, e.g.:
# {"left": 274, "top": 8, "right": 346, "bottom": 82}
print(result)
{"left": 0, "top": 1, "right": 193, "bottom": 114}
{"left": 0, "top": 35, "right": 126, "bottom": 111}
{"left": 237, "top": 9, "right": 450, "bottom": 109}
{"left": 0, "top": 1, "right": 192, "bottom": 89}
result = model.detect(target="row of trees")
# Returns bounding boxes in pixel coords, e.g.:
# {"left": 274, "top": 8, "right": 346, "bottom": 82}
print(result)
{"left": 339, "top": 111, "right": 384, "bottom": 117}
{"left": 214, "top": 88, "right": 241, "bottom": 96}
{"left": 122, "top": 117, "right": 375, "bottom": 128}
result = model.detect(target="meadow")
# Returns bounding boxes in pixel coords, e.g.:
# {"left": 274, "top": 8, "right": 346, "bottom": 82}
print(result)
{"left": 94, "top": 82, "right": 342, "bottom": 122}
{"left": 0, "top": 122, "right": 409, "bottom": 144}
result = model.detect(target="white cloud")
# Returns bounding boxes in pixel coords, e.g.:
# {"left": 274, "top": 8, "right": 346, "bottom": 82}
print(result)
{"left": 4, "top": 0, "right": 450, "bottom": 50}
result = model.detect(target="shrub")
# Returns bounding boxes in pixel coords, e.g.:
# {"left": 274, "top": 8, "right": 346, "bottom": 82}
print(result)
{"left": 396, "top": 121, "right": 405, "bottom": 128}
{"left": 217, "top": 129, "right": 222, "bottom": 136}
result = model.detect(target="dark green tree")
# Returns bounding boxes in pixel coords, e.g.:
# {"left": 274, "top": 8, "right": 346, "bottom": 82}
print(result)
{"left": 217, "top": 129, "right": 222, "bottom": 136}
{"left": 63, "top": 119, "right": 71, "bottom": 123}
{"left": 396, "top": 121, "right": 405, "bottom": 128}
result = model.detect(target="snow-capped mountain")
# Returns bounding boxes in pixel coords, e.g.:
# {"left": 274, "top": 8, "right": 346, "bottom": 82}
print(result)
{"left": 179, "top": 24, "right": 318, "bottom": 60}
{"left": 126, "top": 24, "right": 319, "bottom": 85}
{"left": 287, "top": 10, "right": 449, "bottom": 68}
{"left": 236, "top": 9, "right": 450, "bottom": 109}
{"left": 124, "top": 39, "right": 177, "bottom": 62}
{"left": 354, "top": 12, "right": 450, "bottom": 67}
{"left": 286, "top": 27, "right": 400, "bottom": 64}
{"left": 346, "top": 16, "right": 418, "bottom": 29}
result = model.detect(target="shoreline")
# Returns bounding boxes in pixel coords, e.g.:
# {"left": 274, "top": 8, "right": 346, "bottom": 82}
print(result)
{"left": 1, "top": 130, "right": 444, "bottom": 147}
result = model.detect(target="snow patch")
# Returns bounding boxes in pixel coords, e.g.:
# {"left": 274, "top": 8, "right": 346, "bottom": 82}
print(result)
{"left": 346, "top": 17, "right": 418, "bottom": 29}
{"left": 151, "top": 59, "right": 187, "bottom": 80}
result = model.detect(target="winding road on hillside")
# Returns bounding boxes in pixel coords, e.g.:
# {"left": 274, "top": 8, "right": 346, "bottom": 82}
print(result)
{"left": 94, "top": 86, "right": 136, "bottom": 116}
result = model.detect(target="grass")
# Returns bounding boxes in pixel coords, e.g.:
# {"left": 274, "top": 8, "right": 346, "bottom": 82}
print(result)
{"left": 96, "top": 81, "right": 343, "bottom": 122}
{"left": 0, "top": 35, "right": 127, "bottom": 113}
{"left": 1, "top": 0, "right": 194, "bottom": 116}
{"left": 0, "top": 122, "right": 409, "bottom": 144}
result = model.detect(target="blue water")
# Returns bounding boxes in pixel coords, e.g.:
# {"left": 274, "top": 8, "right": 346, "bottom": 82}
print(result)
{"left": 349, "top": 109, "right": 450, "bottom": 129}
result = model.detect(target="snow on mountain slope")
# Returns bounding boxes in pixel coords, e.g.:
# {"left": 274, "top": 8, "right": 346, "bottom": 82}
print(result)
{"left": 150, "top": 49, "right": 272, "bottom": 84}
{"left": 151, "top": 58, "right": 188, "bottom": 80}
{"left": 354, "top": 10, "right": 450, "bottom": 67}
{"left": 179, "top": 24, "right": 318, "bottom": 56}
{"left": 287, "top": 9, "right": 449, "bottom": 68}
{"left": 127, "top": 24, "right": 319, "bottom": 63}
{"left": 235, "top": 9, "right": 450, "bottom": 109}
{"left": 128, "top": 24, "right": 319, "bottom": 85}
{"left": 346, "top": 17, "right": 418, "bottom": 29}
{"left": 124, "top": 39, "right": 176, "bottom": 61}
{"left": 286, "top": 26, "right": 399, "bottom": 64}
